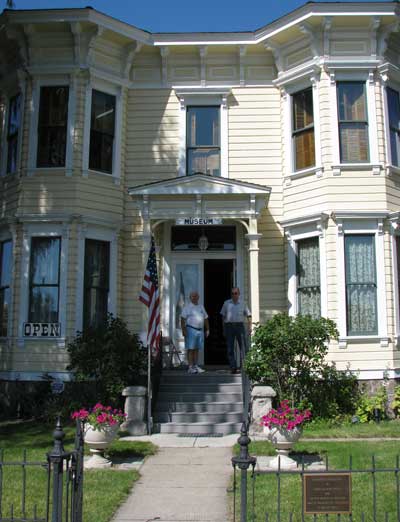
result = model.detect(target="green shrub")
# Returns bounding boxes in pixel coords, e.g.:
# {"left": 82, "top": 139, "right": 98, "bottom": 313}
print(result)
{"left": 67, "top": 315, "right": 146, "bottom": 406}
{"left": 391, "top": 385, "right": 400, "bottom": 417}
{"left": 356, "top": 384, "right": 388, "bottom": 423}
{"left": 244, "top": 313, "right": 358, "bottom": 418}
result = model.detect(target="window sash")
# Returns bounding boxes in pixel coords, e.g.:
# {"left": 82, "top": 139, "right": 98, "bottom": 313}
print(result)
{"left": 296, "top": 237, "right": 321, "bottom": 319}
{"left": 89, "top": 90, "right": 116, "bottom": 174}
{"left": 0, "top": 240, "right": 12, "bottom": 337}
{"left": 28, "top": 237, "right": 61, "bottom": 323}
{"left": 186, "top": 106, "right": 220, "bottom": 176}
{"left": 292, "top": 89, "right": 315, "bottom": 171}
{"left": 337, "top": 82, "right": 369, "bottom": 163}
{"left": 387, "top": 87, "right": 400, "bottom": 167}
{"left": 7, "top": 94, "right": 21, "bottom": 174}
{"left": 37, "top": 86, "right": 69, "bottom": 168}
{"left": 83, "top": 239, "right": 110, "bottom": 329}
{"left": 344, "top": 234, "right": 377, "bottom": 336}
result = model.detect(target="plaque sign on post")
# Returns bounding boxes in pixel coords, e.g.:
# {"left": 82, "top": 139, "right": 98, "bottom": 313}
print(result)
{"left": 304, "top": 473, "right": 352, "bottom": 515}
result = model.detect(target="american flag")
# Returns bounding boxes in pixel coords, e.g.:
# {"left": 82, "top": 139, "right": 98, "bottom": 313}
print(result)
{"left": 139, "top": 236, "right": 161, "bottom": 352}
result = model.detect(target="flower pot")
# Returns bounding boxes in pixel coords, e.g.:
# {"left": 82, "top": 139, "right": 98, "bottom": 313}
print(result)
{"left": 264, "top": 425, "right": 302, "bottom": 469}
{"left": 84, "top": 424, "right": 119, "bottom": 469}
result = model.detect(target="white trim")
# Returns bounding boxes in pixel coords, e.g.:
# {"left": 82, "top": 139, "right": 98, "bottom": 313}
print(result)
{"left": 27, "top": 76, "right": 72, "bottom": 175}
{"left": 1, "top": 86, "right": 25, "bottom": 177}
{"left": 75, "top": 225, "right": 118, "bottom": 333}
{"left": 390, "top": 214, "right": 400, "bottom": 347}
{"left": 175, "top": 88, "right": 230, "bottom": 178}
{"left": 82, "top": 76, "right": 122, "bottom": 182}
{"left": 18, "top": 223, "right": 69, "bottom": 345}
{"left": 0, "top": 230, "right": 15, "bottom": 340}
{"left": 282, "top": 213, "right": 328, "bottom": 318}
{"left": 335, "top": 215, "right": 388, "bottom": 349}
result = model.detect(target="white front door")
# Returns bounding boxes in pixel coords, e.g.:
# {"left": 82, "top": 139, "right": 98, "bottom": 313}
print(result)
{"left": 172, "top": 260, "right": 204, "bottom": 364}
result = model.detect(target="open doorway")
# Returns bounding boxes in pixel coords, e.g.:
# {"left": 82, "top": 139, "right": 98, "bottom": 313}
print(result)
{"left": 204, "top": 259, "right": 234, "bottom": 365}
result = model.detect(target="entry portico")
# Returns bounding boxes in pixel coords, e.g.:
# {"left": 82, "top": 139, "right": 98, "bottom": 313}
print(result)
{"left": 128, "top": 174, "right": 271, "bottom": 361}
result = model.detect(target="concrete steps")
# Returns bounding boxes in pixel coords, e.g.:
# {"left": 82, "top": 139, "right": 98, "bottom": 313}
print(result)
{"left": 153, "top": 370, "right": 244, "bottom": 435}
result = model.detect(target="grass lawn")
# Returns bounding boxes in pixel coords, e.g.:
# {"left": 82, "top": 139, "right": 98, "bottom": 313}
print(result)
{"left": 302, "top": 418, "right": 400, "bottom": 438}
{"left": 233, "top": 432, "right": 400, "bottom": 522}
{"left": 0, "top": 420, "right": 157, "bottom": 522}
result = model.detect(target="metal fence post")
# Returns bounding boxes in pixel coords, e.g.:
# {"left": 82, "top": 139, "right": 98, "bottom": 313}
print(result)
{"left": 232, "top": 422, "right": 256, "bottom": 522}
{"left": 47, "top": 418, "right": 69, "bottom": 522}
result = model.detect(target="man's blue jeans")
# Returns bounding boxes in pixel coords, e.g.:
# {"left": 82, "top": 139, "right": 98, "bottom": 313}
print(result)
{"left": 225, "top": 322, "right": 246, "bottom": 370}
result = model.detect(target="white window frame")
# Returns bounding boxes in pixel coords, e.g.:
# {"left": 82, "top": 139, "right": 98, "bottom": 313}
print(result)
{"left": 75, "top": 225, "right": 118, "bottom": 333}
{"left": 175, "top": 88, "right": 230, "bottom": 178}
{"left": 27, "top": 76, "right": 74, "bottom": 176}
{"left": 18, "top": 223, "right": 69, "bottom": 346}
{"left": 281, "top": 213, "right": 328, "bottom": 318}
{"left": 0, "top": 225, "right": 16, "bottom": 339}
{"left": 82, "top": 77, "right": 122, "bottom": 184}
{"left": 1, "top": 88, "right": 24, "bottom": 177}
{"left": 329, "top": 70, "right": 381, "bottom": 176}
{"left": 282, "top": 75, "right": 323, "bottom": 182}
{"left": 335, "top": 212, "right": 388, "bottom": 348}
{"left": 389, "top": 212, "right": 400, "bottom": 347}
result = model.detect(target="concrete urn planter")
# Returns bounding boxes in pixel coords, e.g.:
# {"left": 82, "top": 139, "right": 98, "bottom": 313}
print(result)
{"left": 264, "top": 426, "right": 302, "bottom": 469}
{"left": 84, "top": 424, "right": 119, "bottom": 469}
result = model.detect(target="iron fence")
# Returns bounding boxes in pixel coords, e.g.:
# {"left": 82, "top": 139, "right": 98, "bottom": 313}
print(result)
{"left": 232, "top": 423, "right": 400, "bottom": 522}
{"left": 0, "top": 419, "right": 84, "bottom": 522}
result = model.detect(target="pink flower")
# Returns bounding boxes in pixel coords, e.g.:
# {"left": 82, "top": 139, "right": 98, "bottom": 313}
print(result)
{"left": 261, "top": 401, "right": 312, "bottom": 431}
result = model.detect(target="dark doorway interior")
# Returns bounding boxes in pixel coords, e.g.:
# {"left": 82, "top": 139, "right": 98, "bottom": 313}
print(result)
{"left": 204, "top": 259, "right": 234, "bottom": 365}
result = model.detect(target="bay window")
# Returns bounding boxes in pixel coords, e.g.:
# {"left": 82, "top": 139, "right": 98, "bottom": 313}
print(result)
{"left": 89, "top": 90, "right": 116, "bottom": 174}
{"left": 337, "top": 82, "right": 369, "bottom": 163}
{"left": 344, "top": 235, "right": 377, "bottom": 336}
{"left": 6, "top": 93, "right": 21, "bottom": 174}
{"left": 0, "top": 240, "right": 12, "bottom": 336}
{"left": 387, "top": 87, "right": 400, "bottom": 167}
{"left": 187, "top": 106, "right": 220, "bottom": 176}
{"left": 292, "top": 88, "right": 315, "bottom": 171}
{"left": 296, "top": 237, "right": 320, "bottom": 319}
{"left": 37, "top": 86, "right": 69, "bottom": 168}
{"left": 83, "top": 239, "right": 110, "bottom": 329}
{"left": 29, "top": 237, "right": 61, "bottom": 323}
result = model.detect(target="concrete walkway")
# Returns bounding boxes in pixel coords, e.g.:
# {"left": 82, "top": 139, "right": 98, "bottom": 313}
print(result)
{"left": 113, "top": 437, "right": 234, "bottom": 522}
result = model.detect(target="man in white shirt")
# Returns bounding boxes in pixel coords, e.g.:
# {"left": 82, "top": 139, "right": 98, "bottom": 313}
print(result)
{"left": 181, "top": 291, "right": 210, "bottom": 374}
{"left": 220, "top": 287, "right": 251, "bottom": 374}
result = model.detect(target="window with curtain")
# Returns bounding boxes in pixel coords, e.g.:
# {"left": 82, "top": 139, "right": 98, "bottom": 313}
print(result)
{"left": 296, "top": 237, "right": 320, "bottom": 318}
{"left": 83, "top": 239, "right": 110, "bottom": 329}
{"left": 187, "top": 106, "right": 220, "bottom": 176}
{"left": 89, "top": 90, "right": 116, "bottom": 174}
{"left": 345, "top": 235, "right": 377, "bottom": 335}
{"left": 337, "top": 82, "right": 369, "bottom": 163}
{"left": 292, "top": 88, "right": 315, "bottom": 171}
{"left": 387, "top": 87, "right": 400, "bottom": 167}
{"left": 7, "top": 93, "right": 21, "bottom": 174}
{"left": 29, "top": 237, "right": 61, "bottom": 323}
{"left": 0, "top": 240, "right": 12, "bottom": 336}
{"left": 37, "top": 86, "right": 69, "bottom": 168}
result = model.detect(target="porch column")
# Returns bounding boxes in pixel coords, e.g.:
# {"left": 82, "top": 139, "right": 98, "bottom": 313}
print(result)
{"left": 245, "top": 220, "right": 262, "bottom": 325}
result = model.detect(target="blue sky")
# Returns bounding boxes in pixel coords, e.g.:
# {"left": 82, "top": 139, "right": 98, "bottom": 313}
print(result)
{"left": 3, "top": 0, "right": 393, "bottom": 33}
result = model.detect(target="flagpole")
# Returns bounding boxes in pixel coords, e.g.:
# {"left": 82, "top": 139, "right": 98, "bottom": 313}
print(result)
{"left": 147, "top": 340, "right": 152, "bottom": 435}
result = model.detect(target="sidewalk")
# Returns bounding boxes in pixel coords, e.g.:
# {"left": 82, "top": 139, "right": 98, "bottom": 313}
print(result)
{"left": 112, "top": 434, "right": 238, "bottom": 522}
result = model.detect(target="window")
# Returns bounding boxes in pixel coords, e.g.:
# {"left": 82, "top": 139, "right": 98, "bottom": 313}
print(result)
{"left": 171, "top": 226, "right": 236, "bottom": 251}
{"left": 186, "top": 106, "right": 220, "bottom": 176}
{"left": 337, "top": 82, "right": 369, "bottom": 163}
{"left": 387, "top": 87, "right": 400, "bottom": 167}
{"left": 6, "top": 94, "right": 21, "bottom": 174}
{"left": 29, "top": 237, "right": 61, "bottom": 322}
{"left": 0, "top": 240, "right": 12, "bottom": 336}
{"left": 83, "top": 239, "right": 110, "bottom": 329}
{"left": 292, "top": 89, "right": 315, "bottom": 171}
{"left": 89, "top": 90, "right": 116, "bottom": 174}
{"left": 344, "top": 235, "right": 377, "bottom": 335}
{"left": 296, "top": 237, "right": 320, "bottom": 318}
{"left": 37, "top": 86, "right": 69, "bottom": 168}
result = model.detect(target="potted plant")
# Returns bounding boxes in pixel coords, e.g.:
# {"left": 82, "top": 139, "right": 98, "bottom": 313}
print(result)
{"left": 71, "top": 403, "right": 126, "bottom": 468}
{"left": 261, "top": 400, "right": 311, "bottom": 469}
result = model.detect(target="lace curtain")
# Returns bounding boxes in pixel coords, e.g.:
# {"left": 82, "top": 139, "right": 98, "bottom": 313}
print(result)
{"left": 345, "top": 235, "right": 377, "bottom": 335}
{"left": 297, "top": 237, "right": 321, "bottom": 319}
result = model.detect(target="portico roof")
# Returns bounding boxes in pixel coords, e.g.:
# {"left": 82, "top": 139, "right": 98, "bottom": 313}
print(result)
{"left": 128, "top": 174, "right": 271, "bottom": 221}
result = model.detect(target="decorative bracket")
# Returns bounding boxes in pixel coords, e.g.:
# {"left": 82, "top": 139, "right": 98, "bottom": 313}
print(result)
{"left": 70, "top": 22, "right": 82, "bottom": 66}
{"left": 264, "top": 41, "right": 283, "bottom": 73}
{"left": 122, "top": 41, "right": 142, "bottom": 80}
{"left": 160, "top": 46, "right": 169, "bottom": 86}
{"left": 199, "top": 46, "right": 208, "bottom": 87}
{"left": 239, "top": 45, "right": 247, "bottom": 87}
{"left": 87, "top": 26, "right": 104, "bottom": 67}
